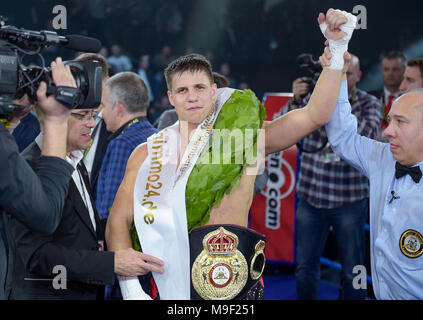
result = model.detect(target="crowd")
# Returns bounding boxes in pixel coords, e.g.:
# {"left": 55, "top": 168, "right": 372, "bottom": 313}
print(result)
{"left": 1, "top": 4, "right": 423, "bottom": 302}
{"left": 2, "top": 1, "right": 423, "bottom": 101}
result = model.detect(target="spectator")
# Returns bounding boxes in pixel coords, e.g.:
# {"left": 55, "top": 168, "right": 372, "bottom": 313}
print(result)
{"left": 11, "top": 95, "right": 40, "bottom": 152}
{"left": 238, "top": 81, "right": 249, "bottom": 90}
{"left": 370, "top": 51, "right": 407, "bottom": 129}
{"left": 153, "top": 45, "right": 176, "bottom": 72}
{"left": 399, "top": 57, "right": 423, "bottom": 92}
{"left": 148, "top": 94, "right": 172, "bottom": 127}
{"left": 98, "top": 46, "right": 109, "bottom": 59}
{"left": 154, "top": 1, "right": 183, "bottom": 50}
{"left": 219, "top": 62, "right": 237, "bottom": 88}
{"left": 107, "top": 44, "right": 133, "bottom": 73}
{"left": 137, "top": 54, "right": 155, "bottom": 103}
{"left": 95, "top": 72, "right": 157, "bottom": 220}
{"left": 153, "top": 45, "right": 176, "bottom": 97}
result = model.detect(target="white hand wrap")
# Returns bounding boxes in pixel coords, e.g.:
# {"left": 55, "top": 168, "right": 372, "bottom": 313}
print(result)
{"left": 118, "top": 276, "right": 152, "bottom": 300}
{"left": 319, "top": 10, "right": 357, "bottom": 70}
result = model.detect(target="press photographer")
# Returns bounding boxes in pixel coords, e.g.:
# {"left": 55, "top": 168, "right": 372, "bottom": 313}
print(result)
{"left": 290, "top": 53, "right": 322, "bottom": 106}
{"left": 0, "top": 17, "right": 102, "bottom": 299}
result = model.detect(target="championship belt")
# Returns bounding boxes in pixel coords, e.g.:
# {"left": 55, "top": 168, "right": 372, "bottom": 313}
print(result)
{"left": 190, "top": 224, "right": 266, "bottom": 300}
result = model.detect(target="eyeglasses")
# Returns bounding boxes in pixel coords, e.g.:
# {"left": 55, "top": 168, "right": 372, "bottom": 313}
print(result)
{"left": 70, "top": 111, "right": 99, "bottom": 122}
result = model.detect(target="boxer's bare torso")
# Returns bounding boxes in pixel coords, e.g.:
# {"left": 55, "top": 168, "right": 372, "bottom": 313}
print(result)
{"left": 122, "top": 128, "right": 257, "bottom": 230}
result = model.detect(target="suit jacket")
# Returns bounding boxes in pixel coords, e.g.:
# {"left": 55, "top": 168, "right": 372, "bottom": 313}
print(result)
{"left": 89, "top": 119, "right": 111, "bottom": 194}
{"left": 4, "top": 142, "right": 115, "bottom": 300}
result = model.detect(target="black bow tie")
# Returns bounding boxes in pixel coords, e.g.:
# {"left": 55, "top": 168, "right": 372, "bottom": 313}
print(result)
{"left": 395, "top": 162, "right": 422, "bottom": 183}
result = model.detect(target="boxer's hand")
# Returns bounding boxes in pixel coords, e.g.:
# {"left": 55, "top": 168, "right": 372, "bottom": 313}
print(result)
{"left": 317, "top": 9, "right": 357, "bottom": 70}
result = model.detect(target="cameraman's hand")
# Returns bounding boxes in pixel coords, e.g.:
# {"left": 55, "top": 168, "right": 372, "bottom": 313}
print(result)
{"left": 36, "top": 57, "right": 76, "bottom": 123}
{"left": 292, "top": 77, "right": 310, "bottom": 102}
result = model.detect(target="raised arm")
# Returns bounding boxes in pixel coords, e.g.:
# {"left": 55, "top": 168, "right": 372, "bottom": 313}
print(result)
{"left": 265, "top": 9, "right": 357, "bottom": 155}
{"left": 320, "top": 46, "right": 383, "bottom": 178}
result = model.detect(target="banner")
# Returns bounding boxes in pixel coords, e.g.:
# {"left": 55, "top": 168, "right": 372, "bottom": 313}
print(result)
{"left": 250, "top": 93, "right": 298, "bottom": 264}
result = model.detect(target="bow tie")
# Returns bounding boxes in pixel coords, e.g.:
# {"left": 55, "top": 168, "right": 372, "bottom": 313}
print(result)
{"left": 395, "top": 162, "right": 422, "bottom": 183}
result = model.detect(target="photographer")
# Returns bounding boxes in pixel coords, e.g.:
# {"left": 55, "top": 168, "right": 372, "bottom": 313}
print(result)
{"left": 285, "top": 54, "right": 382, "bottom": 299}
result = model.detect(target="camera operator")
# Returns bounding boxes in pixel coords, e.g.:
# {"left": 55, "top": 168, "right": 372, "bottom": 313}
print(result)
{"left": 284, "top": 54, "right": 382, "bottom": 299}
{"left": 0, "top": 57, "right": 76, "bottom": 231}
{"left": 0, "top": 57, "right": 76, "bottom": 299}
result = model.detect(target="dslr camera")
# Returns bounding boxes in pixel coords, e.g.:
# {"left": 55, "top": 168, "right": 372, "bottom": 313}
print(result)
{"left": 296, "top": 53, "right": 322, "bottom": 95}
{"left": 0, "top": 16, "right": 102, "bottom": 118}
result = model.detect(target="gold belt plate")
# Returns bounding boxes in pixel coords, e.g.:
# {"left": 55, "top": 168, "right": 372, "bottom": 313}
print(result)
{"left": 191, "top": 227, "right": 248, "bottom": 300}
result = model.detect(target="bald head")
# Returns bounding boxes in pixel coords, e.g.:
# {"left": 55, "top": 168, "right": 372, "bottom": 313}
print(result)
{"left": 398, "top": 89, "right": 423, "bottom": 122}
{"left": 397, "top": 88, "right": 423, "bottom": 107}
{"left": 384, "top": 89, "right": 423, "bottom": 166}
{"left": 346, "top": 54, "right": 362, "bottom": 94}
{"left": 350, "top": 54, "right": 360, "bottom": 71}
{"left": 405, "top": 87, "right": 423, "bottom": 96}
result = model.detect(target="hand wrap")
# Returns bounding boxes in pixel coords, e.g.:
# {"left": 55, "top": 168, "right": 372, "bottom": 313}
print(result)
{"left": 118, "top": 276, "right": 152, "bottom": 300}
{"left": 319, "top": 10, "right": 357, "bottom": 70}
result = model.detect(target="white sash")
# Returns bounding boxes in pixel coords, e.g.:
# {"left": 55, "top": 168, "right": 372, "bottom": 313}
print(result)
{"left": 133, "top": 88, "right": 235, "bottom": 299}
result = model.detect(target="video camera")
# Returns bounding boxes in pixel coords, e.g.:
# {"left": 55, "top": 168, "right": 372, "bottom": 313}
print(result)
{"left": 0, "top": 16, "right": 103, "bottom": 118}
{"left": 296, "top": 53, "right": 322, "bottom": 94}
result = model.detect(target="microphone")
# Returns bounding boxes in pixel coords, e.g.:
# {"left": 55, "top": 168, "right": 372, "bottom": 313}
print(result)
{"left": 389, "top": 190, "right": 400, "bottom": 204}
{"left": 0, "top": 26, "right": 101, "bottom": 52}
{"left": 60, "top": 34, "right": 102, "bottom": 52}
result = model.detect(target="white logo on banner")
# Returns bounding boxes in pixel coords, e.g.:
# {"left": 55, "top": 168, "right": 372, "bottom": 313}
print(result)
{"left": 264, "top": 151, "right": 295, "bottom": 230}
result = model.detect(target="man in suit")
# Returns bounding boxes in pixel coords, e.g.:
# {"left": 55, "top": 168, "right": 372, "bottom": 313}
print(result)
{"left": 3, "top": 106, "right": 163, "bottom": 300}
{"left": 369, "top": 51, "right": 406, "bottom": 130}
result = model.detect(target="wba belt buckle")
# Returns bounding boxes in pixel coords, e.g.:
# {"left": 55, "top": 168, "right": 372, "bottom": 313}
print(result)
{"left": 191, "top": 227, "right": 248, "bottom": 300}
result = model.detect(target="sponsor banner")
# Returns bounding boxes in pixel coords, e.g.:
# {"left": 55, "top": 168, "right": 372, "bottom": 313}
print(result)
{"left": 250, "top": 93, "right": 297, "bottom": 264}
